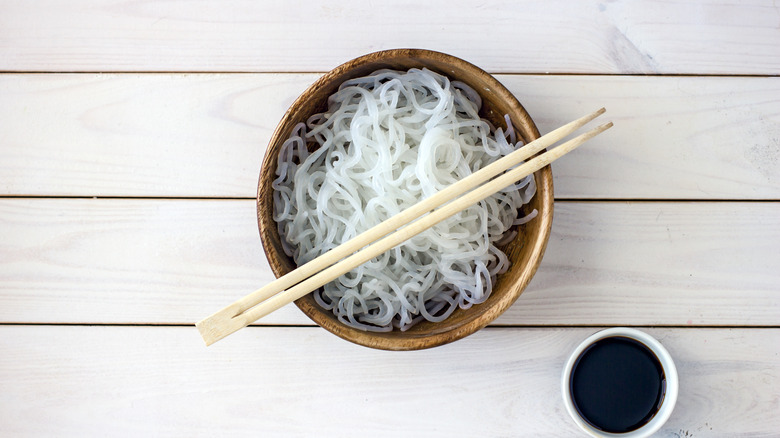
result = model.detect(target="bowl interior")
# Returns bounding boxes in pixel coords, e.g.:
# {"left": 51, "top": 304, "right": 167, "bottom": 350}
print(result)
{"left": 257, "top": 49, "right": 553, "bottom": 350}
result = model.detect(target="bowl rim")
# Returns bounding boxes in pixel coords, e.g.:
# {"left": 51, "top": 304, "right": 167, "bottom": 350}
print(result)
{"left": 257, "top": 48, "right": 554, "bottom": 350}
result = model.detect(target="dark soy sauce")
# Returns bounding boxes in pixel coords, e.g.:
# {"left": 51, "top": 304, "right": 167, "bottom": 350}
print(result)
{"left": 570, "top": 336, "right": 666, "bottom": 433}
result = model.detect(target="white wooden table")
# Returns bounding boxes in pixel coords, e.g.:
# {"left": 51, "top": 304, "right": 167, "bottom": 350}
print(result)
{"left": 1, "top": 1, "right": 779, "bottom": 436}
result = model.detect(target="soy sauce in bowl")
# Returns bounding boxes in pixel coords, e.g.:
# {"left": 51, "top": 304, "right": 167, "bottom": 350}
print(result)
{"left": 569, "top": 336, "right": 666, "bottom": 433}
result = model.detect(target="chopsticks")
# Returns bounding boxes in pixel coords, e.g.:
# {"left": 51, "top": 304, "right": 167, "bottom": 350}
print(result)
{"left": 197, "top": 108, "right": 611, "bottom": 345}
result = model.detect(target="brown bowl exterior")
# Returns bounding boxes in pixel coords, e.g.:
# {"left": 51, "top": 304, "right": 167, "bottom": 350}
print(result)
{"left": 257, "top": 49, "right": 553, "bottom": 350}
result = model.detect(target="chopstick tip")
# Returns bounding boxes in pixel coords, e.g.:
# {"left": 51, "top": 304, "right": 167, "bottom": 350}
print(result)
{"left": 196, "top": 318, "right": 221, "bottom": 346}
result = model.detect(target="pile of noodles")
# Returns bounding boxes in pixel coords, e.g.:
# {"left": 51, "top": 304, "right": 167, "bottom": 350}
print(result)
{"left": 272, "top": 68, "right": 536, "bottom": 331}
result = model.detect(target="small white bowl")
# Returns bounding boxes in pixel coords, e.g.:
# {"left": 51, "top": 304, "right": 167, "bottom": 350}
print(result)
{"left": 561, "top": 328, "right": 679, "bottom": 437}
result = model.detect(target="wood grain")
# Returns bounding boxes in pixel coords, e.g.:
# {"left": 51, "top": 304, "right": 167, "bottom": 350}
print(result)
{"left": 0, "top": 73, "right": 299, "bottom": 197}
{"left": 1, "top": 0, "right": 778, "bottom": 74}
{"left": 1, "top": 199, "right": 777, "bottom": 326}
{"left": 2, "top": 1, "right": 776, "bottom": 435}
{"left": 0, "top": 326, "right": 777, "bottom": 437}
{"left": 2, "top": 74, "right": 779, "bottom": 199}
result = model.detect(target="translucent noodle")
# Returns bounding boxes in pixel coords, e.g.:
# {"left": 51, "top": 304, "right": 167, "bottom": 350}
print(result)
{"left": 272, "top": 68, "right": 536, "bottom": 331}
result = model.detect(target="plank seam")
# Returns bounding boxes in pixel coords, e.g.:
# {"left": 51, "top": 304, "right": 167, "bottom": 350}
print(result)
{"left": 1, "top": 196, "right": 779, "bottom": 203}
{"left": 0, "top": 71, "right": 778, "bottom": 78}
{"left": 0, "top": 323, "right": 777, "bottom": 329}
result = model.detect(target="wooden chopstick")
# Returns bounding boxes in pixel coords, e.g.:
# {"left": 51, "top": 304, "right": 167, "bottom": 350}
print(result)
{"left": 197, "top": 110, "right": 611, "bottom": 345}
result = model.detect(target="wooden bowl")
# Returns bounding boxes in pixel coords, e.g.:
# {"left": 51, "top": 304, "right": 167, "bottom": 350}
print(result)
{"left": 257, "top": 49, "right": 553, "bottom": 350}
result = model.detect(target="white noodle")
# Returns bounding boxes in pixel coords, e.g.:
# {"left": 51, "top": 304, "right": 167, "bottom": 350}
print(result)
{"left": 272, "top": 68, "right": 536, "bottom": 331}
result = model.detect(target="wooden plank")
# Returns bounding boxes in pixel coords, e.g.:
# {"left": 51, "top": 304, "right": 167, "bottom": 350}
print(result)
{"left": 1, "top": 0, "right": 778, "bottom": 74}
{"left": 1, "top": 74, "right": 779, "bottom": 199}
{"left": 1, "top": 199, "right": 777, "bottom": 326}
{"left": 0, "top": 73, "right": 303, "bottom": 197}
{"left": 0, "top": 198, "right": 293, "bottom": 323}
{"left": 511, "top": 201, "right": 780, "bottom": 326}
{"left": 513, "top": 75, "right": 780, "bottom": 200}
{"left": 0, "top": 326, "right": 777, "bottom": 437}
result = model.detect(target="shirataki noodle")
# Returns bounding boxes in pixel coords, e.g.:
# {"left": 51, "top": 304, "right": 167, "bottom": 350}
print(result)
{"left": 272, "top": 68, "right": 536, "bottom": 331}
